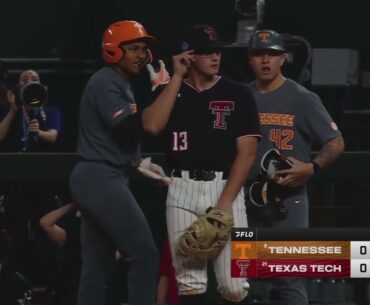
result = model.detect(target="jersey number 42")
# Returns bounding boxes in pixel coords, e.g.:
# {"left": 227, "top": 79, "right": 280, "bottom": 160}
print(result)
{"left": 270, "top": 129, "right": 294, "bottom": 150}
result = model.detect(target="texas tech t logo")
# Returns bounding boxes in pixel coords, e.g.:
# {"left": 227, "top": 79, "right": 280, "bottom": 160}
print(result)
{"left": 209, "top": 101, "right": 235, "bottom": 129}
{"left": 204, "top": 26, "right": 216, "bottom": 41}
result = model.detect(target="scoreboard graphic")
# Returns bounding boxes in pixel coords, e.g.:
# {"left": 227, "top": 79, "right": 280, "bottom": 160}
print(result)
{"left": 231, "top": 228, "right": 370, "bottom": 278}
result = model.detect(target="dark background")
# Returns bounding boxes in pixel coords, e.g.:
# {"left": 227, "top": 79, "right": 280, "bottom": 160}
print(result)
{"left": 0, "top": 1, "right": 370, "bottom": 304}
{"left": 0, "top": 0, "right": 369, "bottom": 59}
{"left": 1, "top": 0, "right": 370, "bottom": 152}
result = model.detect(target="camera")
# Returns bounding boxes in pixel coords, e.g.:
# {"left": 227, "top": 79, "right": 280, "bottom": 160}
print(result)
{"left": 14, "top": 81, "right": 48, "bottom": 108}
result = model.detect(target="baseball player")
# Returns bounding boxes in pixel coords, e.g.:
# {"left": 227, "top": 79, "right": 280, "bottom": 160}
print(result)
{"left": 69, "top": 20, "right": 193, "bottom": 305}
{"left": 245, "top": 30, "right": 345, "bottom": 305}
{"left": 149, "top": 24, "right": 261, "bottom": 305}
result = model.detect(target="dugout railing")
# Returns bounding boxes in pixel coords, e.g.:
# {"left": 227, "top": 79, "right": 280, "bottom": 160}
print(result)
{"left": 0, "top": 151, "right": 369, "bottom": 217}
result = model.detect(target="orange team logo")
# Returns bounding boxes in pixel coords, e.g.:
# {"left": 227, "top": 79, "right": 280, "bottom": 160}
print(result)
{"left": 113, "top": 108, "right": 124, "bottom": 119}
{"left": 258, "top": 32, "right": 270, "bottom": 43}
{"left": 259, "top": 113, "right": 295, "bottom": 150}
{"left": 259, "top": 113, "right": 294, "bottom": 126}
{"left": 129, "top": 103, "right": 137, "bottom": 114}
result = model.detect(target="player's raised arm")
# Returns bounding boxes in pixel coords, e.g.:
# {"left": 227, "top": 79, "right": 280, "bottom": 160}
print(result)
{"left": 142, "top": 50, "right": 194, "bottom": 135}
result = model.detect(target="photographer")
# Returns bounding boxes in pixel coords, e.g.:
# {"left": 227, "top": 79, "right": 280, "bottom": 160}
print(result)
{"left": 0, "top": 69, "right": 61, "bottom": 152}
{"left": 0, "top": 69, "right": 62, "bottom": 293}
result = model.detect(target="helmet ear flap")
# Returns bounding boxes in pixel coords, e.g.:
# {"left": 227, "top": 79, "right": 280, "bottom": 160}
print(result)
{"left": 114, "top": 43, "right": 125, "bottom": 62}
{"left": 103, "top": 44, "right": 124, "bottom": 63}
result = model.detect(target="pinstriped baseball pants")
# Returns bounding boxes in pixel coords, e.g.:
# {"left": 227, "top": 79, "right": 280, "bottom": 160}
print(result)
{"left": 166, "top": 170, "right": 249, "bottom": 303}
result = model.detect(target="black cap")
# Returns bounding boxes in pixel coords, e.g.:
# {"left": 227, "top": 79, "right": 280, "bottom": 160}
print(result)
{"left": 181, "top": 24, "right": 224, "bottom": 54}
{"left": 248, "top": 30, "right": 286, "bottom": 53}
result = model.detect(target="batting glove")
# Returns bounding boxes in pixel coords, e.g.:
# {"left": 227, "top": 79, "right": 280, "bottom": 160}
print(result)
{"left": 138, "top": 157, "right": 171, "bottom": 185}
{"left": 146, "top": 60, "right": 170, "bottom": 91}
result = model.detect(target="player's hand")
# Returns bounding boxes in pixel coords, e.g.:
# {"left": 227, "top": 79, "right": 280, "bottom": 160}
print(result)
{"left": 146, "top": 60, "right": 170, "bottom": 91}
{"left": 172, "top": 50, "right": 194, "bottom": 77}
{"left": 28, "top": 119, "right": 40, "bottom": 134}
{"left": 6, "top": 90, "right": 18, "bottom": 113}
{"left": 138, "top": 157, "right": 171, "bottom": 185}
{"left": 275, "top": 157, "right": 314, "bottom": 187}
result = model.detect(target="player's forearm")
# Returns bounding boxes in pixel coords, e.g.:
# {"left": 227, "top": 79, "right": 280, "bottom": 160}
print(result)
{"left": 156, "top": 276, "right": 169, "bottom": 305}
{"left": 313, "top": 136, "right": 344, "bottom": 168}
{"left": 37, "top": 129, "right": 58, "bottom": 143}
{"left": 0, "top": 110, "right": 16, "bottom": 141}
{"left": 216, "top": 137, "right": 258, "bottom": 210}
{"left": 39, "top": 203, "right": 75, "bottom": 227}
{"left": 142, "top": 74, "right": 183, "bottom": 135}
{"left": 41, "top": 225, "right": 67, "bottom": 248}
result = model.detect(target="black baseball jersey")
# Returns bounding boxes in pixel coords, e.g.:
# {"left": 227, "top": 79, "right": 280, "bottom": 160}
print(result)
{"left": 156, "top": 76, "right": 260, "bottom": 171}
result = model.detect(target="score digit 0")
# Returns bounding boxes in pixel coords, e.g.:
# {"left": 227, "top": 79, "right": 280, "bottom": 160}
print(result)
{"left": 351, "top": 242, "right": 370, "bottom": 259}
{"left": 351, "top": 260, "right": 370, "bottom": 278}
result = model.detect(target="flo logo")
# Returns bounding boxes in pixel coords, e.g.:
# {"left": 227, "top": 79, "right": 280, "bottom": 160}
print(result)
{"left": 209, "top": 101, "right": 235, "bottom": 129}
{"left": 235, "top": 231, "right": 254, "bottom": 238}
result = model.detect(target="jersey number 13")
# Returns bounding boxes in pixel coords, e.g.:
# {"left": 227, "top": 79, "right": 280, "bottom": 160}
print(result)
{"left": 172, "top": 131, "right": 188, "bottom": 151}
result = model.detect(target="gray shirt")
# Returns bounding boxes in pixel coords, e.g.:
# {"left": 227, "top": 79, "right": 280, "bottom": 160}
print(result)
{"left": 77, "top": 66, "right": 140, "bottom": 167}
{"left": 248, "top": 78, "right": 341, "bottom": 180}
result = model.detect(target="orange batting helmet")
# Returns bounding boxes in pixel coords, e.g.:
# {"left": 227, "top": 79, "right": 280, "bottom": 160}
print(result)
{"left": 102, "top": 20, "right": 156, "bottom": 63}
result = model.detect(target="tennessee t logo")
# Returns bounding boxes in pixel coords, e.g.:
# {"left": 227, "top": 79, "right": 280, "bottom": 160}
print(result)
{"left": 259, "top": 32, "right": 270, "bottom": 43}
{"left": 209, "top": 101, "right": 235, "bottom": 129}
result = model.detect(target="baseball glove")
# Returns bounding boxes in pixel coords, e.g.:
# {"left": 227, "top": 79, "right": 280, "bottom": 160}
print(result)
{"left": 247, "top": 178, "right": 289, "bottom": 221}
{"left": 176, "top": 207, "right": 233, "bottom": 261}
{"left": 260, "top": 148, "right": 293, "bottom": 180}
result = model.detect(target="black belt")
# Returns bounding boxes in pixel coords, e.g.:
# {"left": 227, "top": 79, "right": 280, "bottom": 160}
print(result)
{"left": 171, "top": 169, "right": 229, "bottom": 181}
